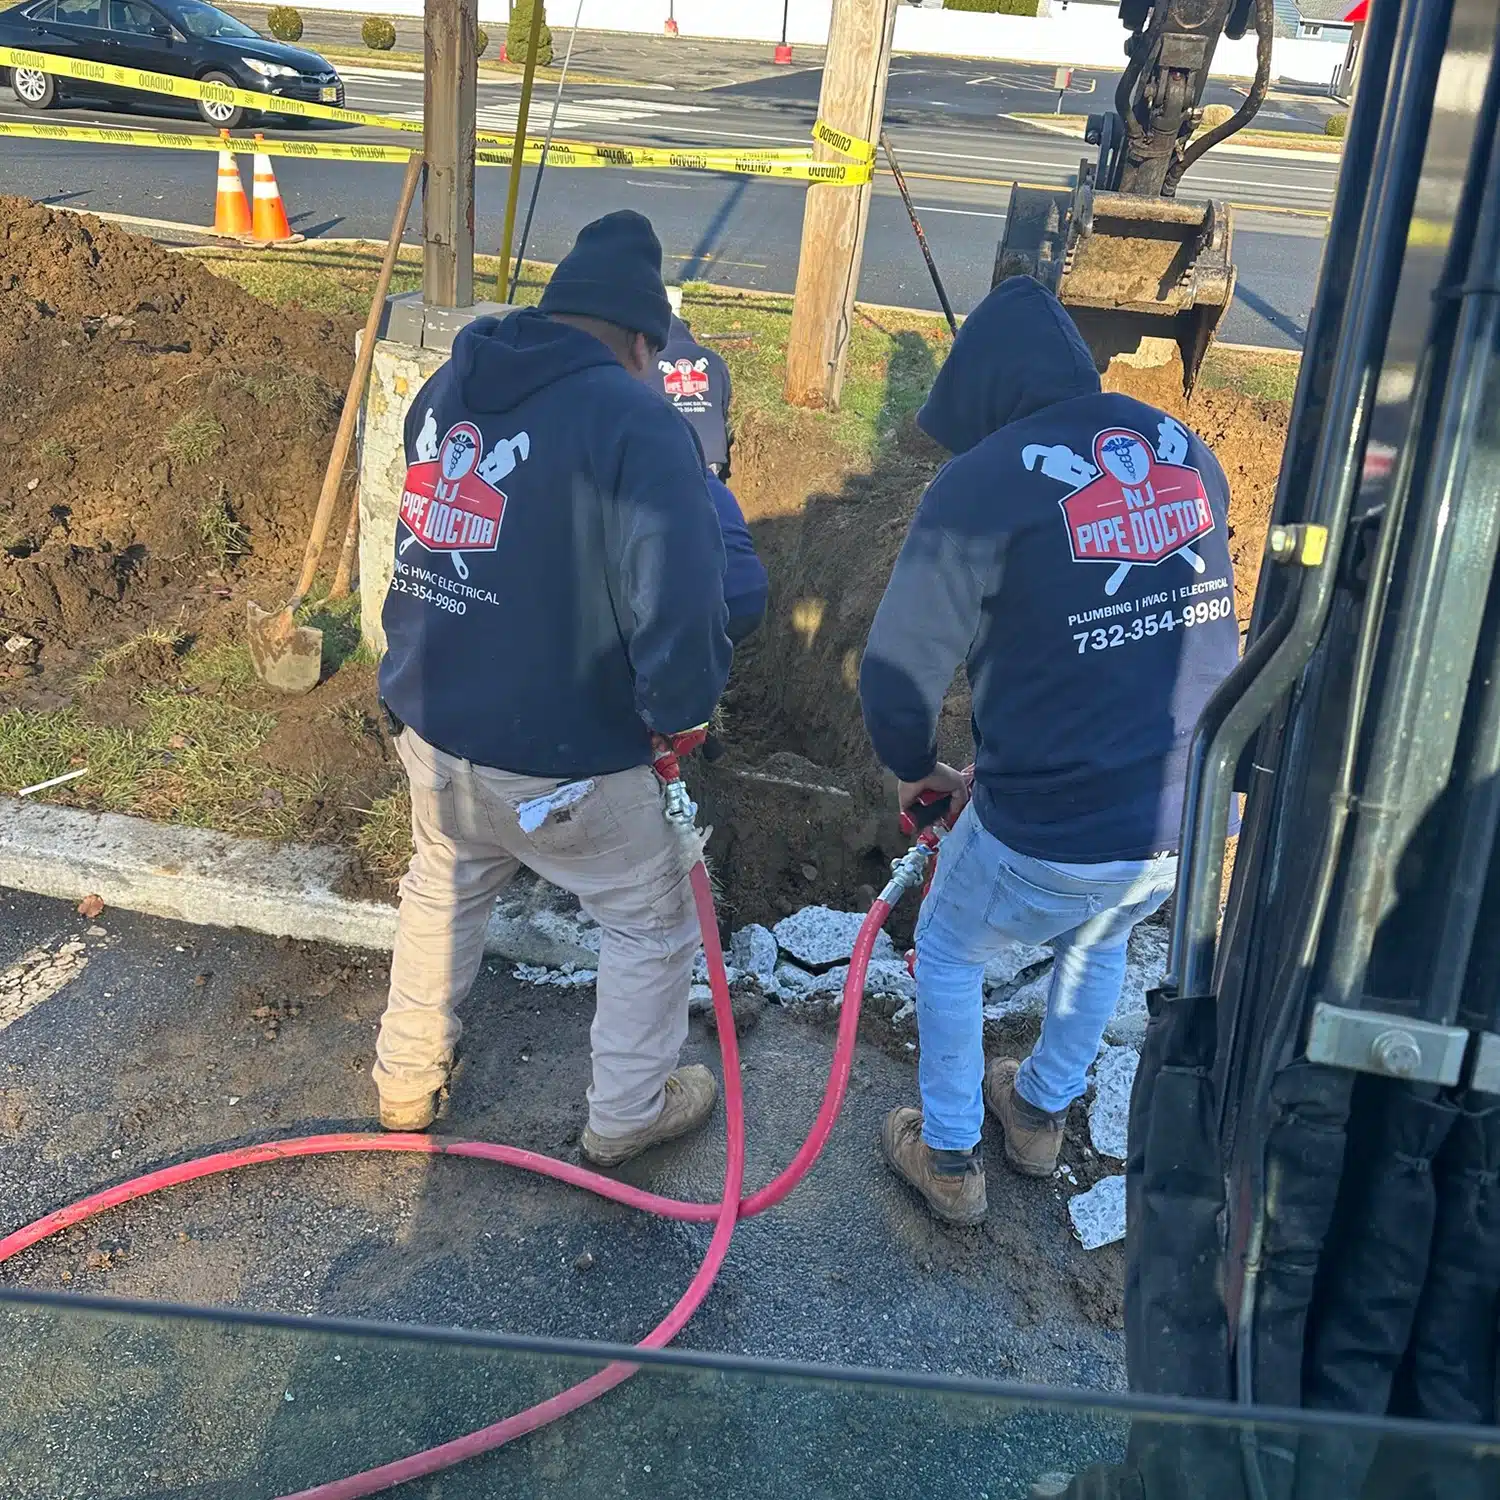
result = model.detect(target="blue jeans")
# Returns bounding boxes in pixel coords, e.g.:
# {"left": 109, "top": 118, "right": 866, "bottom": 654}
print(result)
{"left": 912, "top": 803, "right": 1178, "bottom": 1150}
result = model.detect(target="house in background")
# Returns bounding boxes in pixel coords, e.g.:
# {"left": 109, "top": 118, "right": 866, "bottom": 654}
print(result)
{"left": 1294, "top": 0, "right": 1357, "bottom": 41}
{"left": 1333, "top": 0, "right": 1367, "bottom": 102}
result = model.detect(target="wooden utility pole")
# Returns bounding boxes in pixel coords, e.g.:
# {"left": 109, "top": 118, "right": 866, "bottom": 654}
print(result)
{"left": 423, "top": 0, "right": 478, "bottom": 307}
{"left": 784, "top": 0, "right": 897, "bottom": 410}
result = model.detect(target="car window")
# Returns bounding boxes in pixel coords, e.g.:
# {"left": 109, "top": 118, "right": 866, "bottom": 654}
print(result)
{"left": 54, "top": 0, "right": 103, "bottom": 24}
{"left": 108, "top": 0, "right": 165, "bottom": 34}
{"left": 26, "top": 2, "right": 57, "bottom": 19}
{"left": 160, "top": 0, "right": 257, "bottom": 39}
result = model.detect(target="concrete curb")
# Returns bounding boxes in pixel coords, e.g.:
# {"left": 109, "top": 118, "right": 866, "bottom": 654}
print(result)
{"left": 0, "top": 798, "right": 597, "bottom": 967}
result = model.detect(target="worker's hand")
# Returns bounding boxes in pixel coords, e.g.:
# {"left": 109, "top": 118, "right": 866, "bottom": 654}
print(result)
{"left": 897, "top": 762, "right": 970, "bottom": 822}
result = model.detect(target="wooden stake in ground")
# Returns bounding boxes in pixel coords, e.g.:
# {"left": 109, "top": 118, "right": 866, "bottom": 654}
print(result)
{"left": 784, "top": 0, "right": 898, "bottom": 410}
{"left": 496, "top": 0, "right": 547, "bottom": 298}
{"left": 423, "top": 0, "right": 478, "bottom": 308}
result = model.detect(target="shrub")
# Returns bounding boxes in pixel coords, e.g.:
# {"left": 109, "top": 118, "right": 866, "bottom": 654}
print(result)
{"left": 266, "top": 6, "right": 302, "bottom": 41}
{"left": 474, "top": 24, "right": 489, "bottom": 56}
{"left": 361, "top": 15, "right": 396, "bottom": 50}
{"left": 943, "top": 0, "right": 1040, "bottom": 14}
{"left": 1325, "top": 112, "right": 1349, "bottom": 138}
{"left": 1197, "top": 103, "right": 1235, "bottom": 132}
{"left": 507, "top": 0, "right": 553, "bottom": 67}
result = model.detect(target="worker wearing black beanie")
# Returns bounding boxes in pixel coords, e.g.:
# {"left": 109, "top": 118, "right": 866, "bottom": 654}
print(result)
{"left": 538, "top": 208, "right": 673, "bottom": 352}
{"left": 375, "top": 210, "right": 730, "bottom": 1166}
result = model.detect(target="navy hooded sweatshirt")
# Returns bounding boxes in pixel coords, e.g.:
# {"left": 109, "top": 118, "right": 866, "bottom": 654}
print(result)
{"left": 379, "top": 308, "right": 731, "bottom": 778}
{"left": 707, "top": 475, "right": 768, "bottom": 623}
{"left": 859, "top": 278, "right": 1240, "bottom": 863}
{"left": 654, "top": 316, "right": 732, "bottom": 473}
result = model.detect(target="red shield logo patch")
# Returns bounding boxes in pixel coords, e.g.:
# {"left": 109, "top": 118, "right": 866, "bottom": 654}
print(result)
{"left": 663, "top": 359, "right": 710, "bottom": 399}
{"left": 399, "top": 421, "right": 507, "bottom": 554}
{"left": 1060, "top": 427, "right": 1214, "bottom": 573}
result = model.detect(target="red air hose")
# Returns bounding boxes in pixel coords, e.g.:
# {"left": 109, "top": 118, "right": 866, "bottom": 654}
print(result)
{"left": 0, "top": 868, "right": 908, "bottom": 1499}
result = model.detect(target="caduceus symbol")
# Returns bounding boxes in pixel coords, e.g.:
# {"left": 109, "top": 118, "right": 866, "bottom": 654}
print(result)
{"left": 439, "top": 427, "right": 478, "bottom": 490}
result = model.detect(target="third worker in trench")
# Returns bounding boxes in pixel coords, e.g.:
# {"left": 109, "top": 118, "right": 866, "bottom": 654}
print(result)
{"left": 648, "top": 289, "right": 767, "bottom": 650}
{"left": 372, "top": 209, "right": 732, "bottom": 1167}
{"left": 858, "top": 277, "right": 1240, "bottom": 1225}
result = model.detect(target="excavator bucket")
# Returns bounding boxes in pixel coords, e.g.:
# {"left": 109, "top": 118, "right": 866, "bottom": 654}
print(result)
{"left": 994, "top": 182, "right": 1236, "bottom": 395}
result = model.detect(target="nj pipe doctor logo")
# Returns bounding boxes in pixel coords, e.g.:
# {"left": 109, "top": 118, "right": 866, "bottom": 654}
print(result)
{"left": 660, "top": 356, "right": 710, "bottom": 401}
{"left": 398, "top": 413, "right": 529, "bottom": 579}
{"left": 1026, "top": 422, "right": 1213, "bottom": 597}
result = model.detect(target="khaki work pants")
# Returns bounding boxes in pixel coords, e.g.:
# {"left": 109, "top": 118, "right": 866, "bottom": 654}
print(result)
{"left": 373, "top": 729, "right": 700, "bottom": 1136}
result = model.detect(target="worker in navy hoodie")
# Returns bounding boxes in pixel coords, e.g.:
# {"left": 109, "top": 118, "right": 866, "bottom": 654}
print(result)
{"left": 859, "top": 278, "right": 1239, "bottom": 1225}
{"left": 655, "top": 307, "right": 733, "bottom": 477}
{"left": 708, "top": 474, "right": 767, "bottom": 644}
{"left": 646, "top": 298, "right": 763, "bottom": 639}
{"left": 374, "top": 211, "right": 732, "bottom": 1169}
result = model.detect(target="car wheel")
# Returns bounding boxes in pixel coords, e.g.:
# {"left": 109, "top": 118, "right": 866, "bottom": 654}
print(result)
{"left": 195, "top": 70, "right": 243, "bottom": 130}
{"left": 12, "top": 67, "right": 55, "bottom": 110}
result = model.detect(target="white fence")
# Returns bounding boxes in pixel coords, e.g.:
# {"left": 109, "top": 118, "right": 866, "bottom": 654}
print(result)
{"left": 299, "top": 0, "right": 1349, "bottom": 86}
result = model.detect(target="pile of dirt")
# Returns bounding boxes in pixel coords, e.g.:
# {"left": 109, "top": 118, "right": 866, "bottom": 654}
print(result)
{"left": 718, "top": 357, "right": 1290, "bottom": 928}
{"left": 0, "top": 199, "right": 356, "bottom": 664}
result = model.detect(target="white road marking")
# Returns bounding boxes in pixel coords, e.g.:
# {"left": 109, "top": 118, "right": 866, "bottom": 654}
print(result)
{"left": 913, "top": 204, "right": 1004, "bottom": 218}
{"left": 0, "top": 938, "right": 89, "bottom": 1036}
{"left": 384, "top": 95, "right": 716, "bottom": 132}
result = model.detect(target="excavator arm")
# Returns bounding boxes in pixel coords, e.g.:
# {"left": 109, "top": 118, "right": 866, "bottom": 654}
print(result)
{"left": 995, "top": 0, "right": 1271, "bottom": 392}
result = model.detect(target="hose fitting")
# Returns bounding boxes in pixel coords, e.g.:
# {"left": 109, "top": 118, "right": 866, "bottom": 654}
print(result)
{"left": 650, "top": 736, "right": 700, "bottom": 833}
{"left": 879, "top": 840, "right": 935, "bottom": 907}
{"left": 661, "top": 778, "right": 698, "bottom": 832}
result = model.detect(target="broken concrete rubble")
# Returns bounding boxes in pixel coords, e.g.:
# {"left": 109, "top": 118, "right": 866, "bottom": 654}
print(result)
{"left": 1069, "top": 1174, "right": 1127, "bottom": 1251}
{"left": 511, "top": 964, "right": 597, "bottom": 989}
{"left": 771, "top": 906, "right": 896, "bottom": 970}
{"left": 982, "top": 970, "right": 1051, "bottom": 1025}
{"left": 729, "top": 923, "right": 779, "bottom": 982}
{"left": 982, "top": 941, "right": 1053, "bottom": 992}
{"left": 1088, "top": 1044, "right": 1139, "bottom": 1161}
{"left": 1103, "top": 921, "right": 1168, "bottom": 1048}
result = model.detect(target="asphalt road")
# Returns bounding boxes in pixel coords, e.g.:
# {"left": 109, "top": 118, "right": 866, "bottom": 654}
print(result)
{"left": 0, "top": 49, "right": 1335, "bottom": 347}
{"left": 0, "top": 887, "right": 1132, "bottom": 1498}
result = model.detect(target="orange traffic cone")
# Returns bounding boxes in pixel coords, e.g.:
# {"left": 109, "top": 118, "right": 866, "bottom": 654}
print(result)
{"left": 250, "top": 138, "right": 295, "bottom": 244}
{"left": 213, "top": 132, "right": 252, "bottom": 238}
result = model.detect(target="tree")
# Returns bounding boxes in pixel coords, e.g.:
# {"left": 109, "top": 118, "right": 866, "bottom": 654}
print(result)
{"left": 507, "top": 0, "right": 553, "bottom": 67}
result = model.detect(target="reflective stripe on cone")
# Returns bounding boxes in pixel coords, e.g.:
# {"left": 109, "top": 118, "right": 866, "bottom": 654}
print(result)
{"left": 250, "top": 137, "right": 294, "bottom": 243}
{"left": 213, "top": 130, "right": 252, "bottom": 236}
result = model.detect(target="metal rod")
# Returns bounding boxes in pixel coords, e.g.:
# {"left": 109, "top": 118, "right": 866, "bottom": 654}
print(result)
{"left": 879, "top": 130, "right": 957, "bottom": 335}
{"left": 509, "top": 0, "right": 584, "bottom": 302}
{"left": 496, "top": 0, "right": 546, "bottom": 298}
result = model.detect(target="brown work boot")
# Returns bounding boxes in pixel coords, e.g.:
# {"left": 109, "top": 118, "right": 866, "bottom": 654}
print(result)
{"left": 579, "top": 1064, "right": 718, "bottom": 1168}
{"left": 379, "top": 1091, "right": 438, "bottom": 1132}
{"left": 879, "top": 1107, "right": 987, "bottom": 1226}
{"left": 984, "top": 1057, "right": 1065, "bottom": 1177}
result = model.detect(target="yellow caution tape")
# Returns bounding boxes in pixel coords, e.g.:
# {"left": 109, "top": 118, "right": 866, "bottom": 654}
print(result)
{"left": 812, "top": 117, "right": 877, "bottom": 164}
{"left": 0, "top": 45, "right": 873, "bottom": 182}
{"left": 0, "top": 119, "right": 413, "bottom": 160}
{"left": 0, "top": 120, "right": 871, "bottom": 181}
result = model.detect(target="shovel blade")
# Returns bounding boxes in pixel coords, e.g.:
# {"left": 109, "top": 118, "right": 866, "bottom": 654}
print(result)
{"left": 245, "top": 601, "right": 324, "bottom": 694}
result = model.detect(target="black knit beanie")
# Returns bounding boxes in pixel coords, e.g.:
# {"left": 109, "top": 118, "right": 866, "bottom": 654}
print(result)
{"left": 538, "top": 210, "right": 672, "bottom": 350}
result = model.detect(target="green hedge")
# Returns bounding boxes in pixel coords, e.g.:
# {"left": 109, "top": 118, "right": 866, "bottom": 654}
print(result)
{"left": 475, "top": 24, "right": 489, "bottom": 55}
{"left": 266, "top": 5, "right": 302, "bottom": 41}
{"left": 507, "top": 0, "right": 554, "bottom": 66}
{"left": 361, "top": 15, "right": 396, "bottom": 49}
{"left": 1325, "top": 112, "right": 1349, "bottom": 137}
{"left": 944, "top": 0, "right": 1041, "bottom": 15}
